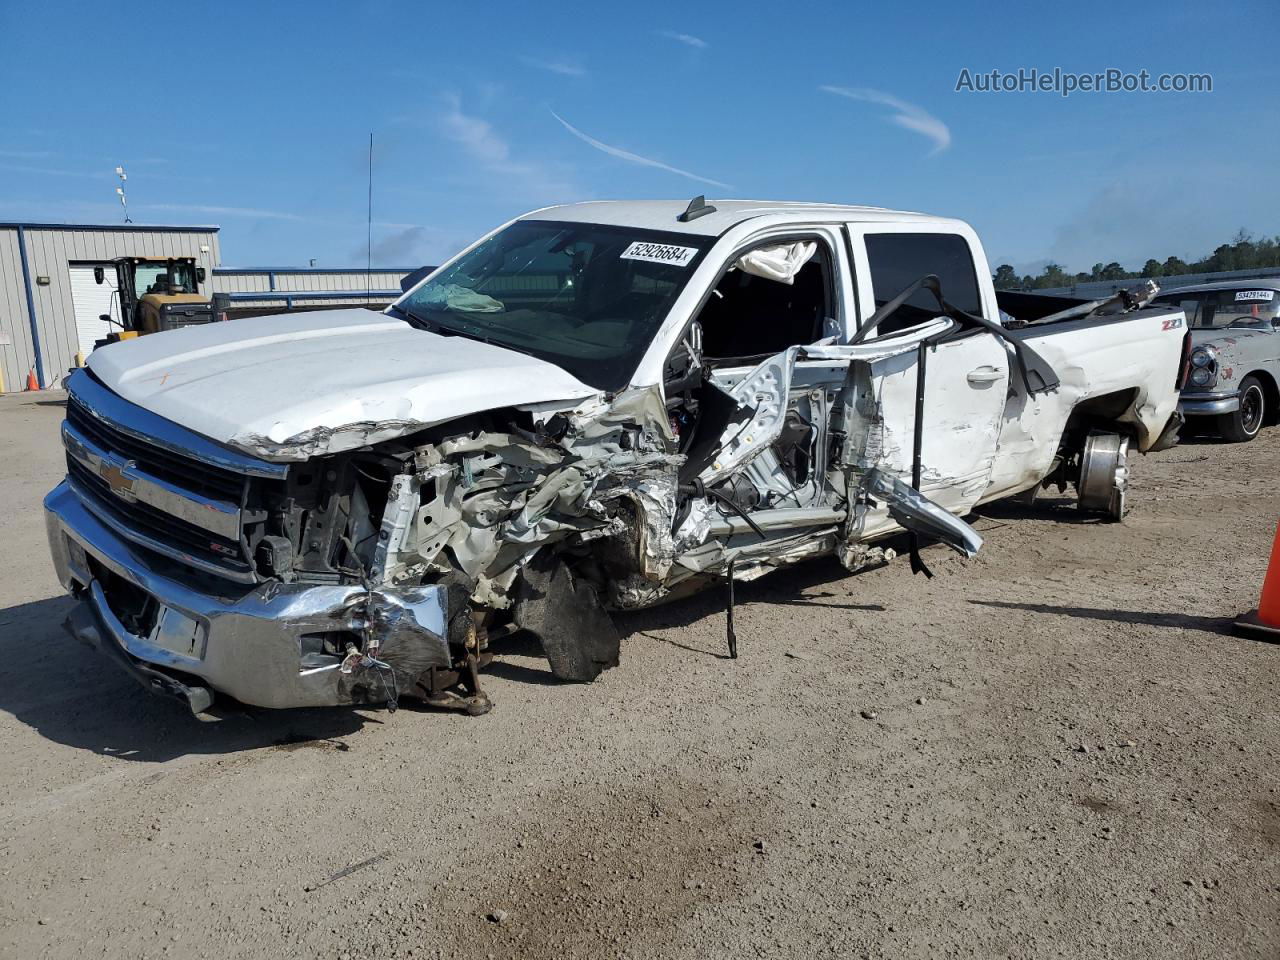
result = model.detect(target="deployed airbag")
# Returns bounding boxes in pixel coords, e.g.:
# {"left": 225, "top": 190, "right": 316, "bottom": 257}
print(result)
{"left": 734, "top": 241, "right": 817, "bottom": 285}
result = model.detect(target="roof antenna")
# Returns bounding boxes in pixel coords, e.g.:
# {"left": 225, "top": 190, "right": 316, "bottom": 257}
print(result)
{"left": 677, "top": 194, "right": 716, "bottom": 223}
{"left": 366, "top": 132, "right": 374, "bottom": 307}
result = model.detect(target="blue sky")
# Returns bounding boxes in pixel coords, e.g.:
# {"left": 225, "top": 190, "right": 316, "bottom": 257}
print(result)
{"left": 1, "top": 0, "right": 1276, "bottom": 275}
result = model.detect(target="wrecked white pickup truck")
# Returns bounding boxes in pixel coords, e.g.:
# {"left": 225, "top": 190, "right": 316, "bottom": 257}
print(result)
{"left": 45, "top": 198, "right": 1188, "bottom": 717}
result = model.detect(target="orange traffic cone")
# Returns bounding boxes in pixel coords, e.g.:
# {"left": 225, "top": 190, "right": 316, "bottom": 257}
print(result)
{"left": 1234, "top": 521, "right": 1280, "bottom": 641}
{"left": 24, "top": 368, "right": 39, "bottom": 391}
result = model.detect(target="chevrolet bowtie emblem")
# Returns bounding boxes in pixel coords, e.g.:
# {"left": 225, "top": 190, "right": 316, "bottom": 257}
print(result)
{"left": 99, "top": 457, "right": 138, "bottom": 502}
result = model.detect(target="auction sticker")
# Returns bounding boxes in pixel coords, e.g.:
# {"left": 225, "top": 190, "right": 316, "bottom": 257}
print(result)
{"left": 1235, "top": 289, "right": 1275, "bottom": 302}
{"left": 620, "top": 241, "right": 699, "bottom": 267}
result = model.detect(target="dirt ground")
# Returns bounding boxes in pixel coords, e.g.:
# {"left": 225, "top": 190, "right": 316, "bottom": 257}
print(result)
{"left": 0, "top": 388, "right": 1277, "bottom": 960}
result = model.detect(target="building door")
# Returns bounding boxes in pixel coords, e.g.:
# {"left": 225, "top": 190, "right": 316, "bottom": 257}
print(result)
{"left": 69, "top": 265, "right": 121, "bottom": 358}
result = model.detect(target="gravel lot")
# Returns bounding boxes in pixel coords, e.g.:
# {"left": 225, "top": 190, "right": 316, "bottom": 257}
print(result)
{"left": 1, "top": 389, "right": 1277, "bottom": 960}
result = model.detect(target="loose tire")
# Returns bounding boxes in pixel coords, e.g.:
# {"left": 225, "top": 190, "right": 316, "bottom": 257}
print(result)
{"left": 1217, "top": 375, "right": 1265, "bottom": 443}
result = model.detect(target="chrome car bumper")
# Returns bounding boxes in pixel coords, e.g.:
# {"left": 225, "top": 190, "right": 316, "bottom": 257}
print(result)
{"left": 44, "top": 481, "right": 451, "bottom": 713}
{"left": 1179, "top": 392, "right": 1239, "bottom": 416}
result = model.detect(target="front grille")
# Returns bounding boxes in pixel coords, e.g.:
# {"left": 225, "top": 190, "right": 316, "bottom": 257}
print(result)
{"left": 67, "top": 396, "right": 245, "bottom": 503}
{"left": 63, "top": 382, "right": 269, "bottom": 582}
{"left": 68, "top": 457, "right": 254, "bottom": 580}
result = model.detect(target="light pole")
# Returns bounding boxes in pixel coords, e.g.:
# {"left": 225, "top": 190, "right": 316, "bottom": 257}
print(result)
{"left": 115, "top": 166, "right": 131, "bottom": 223}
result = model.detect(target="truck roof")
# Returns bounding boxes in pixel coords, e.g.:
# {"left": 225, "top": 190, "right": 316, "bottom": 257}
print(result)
{"left": 520, "top": 199, "right": 971, "bottom": 236}
{"left": 1158, "top": 277, "right": 1280, "bottom": 295}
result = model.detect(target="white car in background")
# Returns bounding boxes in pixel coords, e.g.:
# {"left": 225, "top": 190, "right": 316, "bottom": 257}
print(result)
{"left": 1153, "top": 279, "right": 1280, "bottom": 441}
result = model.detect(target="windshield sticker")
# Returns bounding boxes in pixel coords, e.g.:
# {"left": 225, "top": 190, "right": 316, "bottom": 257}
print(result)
{"left": 1235, "top": 289, "right": 1275, "bottom": 302}
{"left": 620, "top": 241, "right": 699, "bottom": 267}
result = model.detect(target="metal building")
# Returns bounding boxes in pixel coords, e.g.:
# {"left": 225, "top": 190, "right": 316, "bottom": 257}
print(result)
{"left": 211, "top": 267, "right": 414, "bottom": 317}
{"left": 0, "top": 222, "right": 221, "bottom": 391}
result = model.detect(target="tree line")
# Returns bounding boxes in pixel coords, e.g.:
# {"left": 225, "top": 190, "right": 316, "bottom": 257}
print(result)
{"left": 992, "top": 230, "right": 1280, "bottom": 291}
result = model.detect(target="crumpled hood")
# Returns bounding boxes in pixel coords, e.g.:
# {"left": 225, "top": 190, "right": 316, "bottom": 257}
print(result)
{"left": 85, "top": 309, "right": 599, "bottom": 460}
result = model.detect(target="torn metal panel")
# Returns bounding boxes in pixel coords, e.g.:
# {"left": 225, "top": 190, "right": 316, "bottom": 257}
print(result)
{"left": 859, "top": 468, "right": 983, "bottom": 558}
{"left": 339, "top": 587, "right": 455, "bottom": 706}
{"left": 700, "top": 328, "right": 954, "bottom": 489}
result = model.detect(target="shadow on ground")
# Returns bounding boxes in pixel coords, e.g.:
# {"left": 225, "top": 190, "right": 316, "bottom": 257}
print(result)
{"left": 970, "top": 598, "right": 1235, "bottom": 634}
{"left": 0, "top": 594, "right": 376, "bottom": 762}
{"left": 972, "top": 495, "right": 1105, "bottom": 526}
{"left": 1, "top": 550, "right": 901, "bottom": 757}
{"left": 612, "top": 555, "right": 887, "bottom": 657}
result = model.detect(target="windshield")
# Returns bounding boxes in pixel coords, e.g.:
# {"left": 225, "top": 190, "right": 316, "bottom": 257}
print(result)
{"left": 1155, "top": 288, "right": 1280, "bottom": 329}
{"left": 134, "top": 261, "right": 198, "bottom": 297}
{"left": 394, "top": 220, "right": 711, "bottom": 390}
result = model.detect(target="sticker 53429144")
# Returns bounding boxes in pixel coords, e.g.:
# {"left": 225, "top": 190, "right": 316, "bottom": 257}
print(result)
{"left": 1235, "top": 289, "right": 1275, "bottom": 302}
{"left": 620, "top": 241, "right": 699, "bottom": 267}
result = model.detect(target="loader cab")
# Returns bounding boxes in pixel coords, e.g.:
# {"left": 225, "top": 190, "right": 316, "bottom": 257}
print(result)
{"left": 94, "top": 256, "right": 212, "bottom": 341}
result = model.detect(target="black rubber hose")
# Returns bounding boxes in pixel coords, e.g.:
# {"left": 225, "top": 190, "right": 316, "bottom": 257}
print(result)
{"left": 679, "top": 480, "right": 767, "bottom": 541}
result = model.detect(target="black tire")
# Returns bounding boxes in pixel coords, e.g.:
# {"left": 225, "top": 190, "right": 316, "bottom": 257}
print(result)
{"left": 1217, "top": 375, "right": 1265, "bottom": 442}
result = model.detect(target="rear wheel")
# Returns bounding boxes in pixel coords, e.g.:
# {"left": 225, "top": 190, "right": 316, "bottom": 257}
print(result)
{"left": 1076, "top": 430, "right": 1130, "bottom": 523}
{"left": 1217, "top": 375, "right": 1265, "bottom": 442}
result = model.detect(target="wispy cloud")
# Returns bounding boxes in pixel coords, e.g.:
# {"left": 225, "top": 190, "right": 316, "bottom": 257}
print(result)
{"left": 550, "top": 109, "right": 731, "bottom": 189}
{"left": 141, "top": 203, "right": 307, "bottom": 221}
{"left": 0, "top": 149, "right": 55, "bottom": 159}
{"left": 439, "top": 94, "right": 578, "bottom": 202}
{"left": 520, "top": 56, "right": 586, "bottom": 78}
{"left": 658, "top": 30, "right": 708, "bottom": 49}
{"left": 820, "top": 86, "right": 952, "bottom": 155}
{"left": 441, "top": 95, "right": 519, "bottom": 167}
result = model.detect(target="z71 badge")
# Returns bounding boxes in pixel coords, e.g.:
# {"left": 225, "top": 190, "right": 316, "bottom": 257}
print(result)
{"left": 1161, "top": 316, "right": 1184, "bottom": 330}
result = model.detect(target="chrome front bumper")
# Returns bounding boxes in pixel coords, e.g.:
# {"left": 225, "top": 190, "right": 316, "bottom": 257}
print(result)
{"left": 44, "top": 480, "right": 451, "bottom": 712}
{"left": 1179, "top": 392, "right": 1240, "bottom": 416}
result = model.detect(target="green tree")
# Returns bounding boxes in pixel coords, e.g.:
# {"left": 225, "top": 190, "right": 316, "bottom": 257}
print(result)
{"left": 1142, "top": 259, "right": 1163, "bottom": 278}
{"left": 1099, "top": 262, "right": 1127, "bottom": 281}
{"left": 1032, "top": 263, "right": 1072, "bottom": 289}
{"left": 992, "top": 264, "right": 1020, "bottom": 290}
{"left": 1163, "top": 256, "right": 1189, "bottom": 276}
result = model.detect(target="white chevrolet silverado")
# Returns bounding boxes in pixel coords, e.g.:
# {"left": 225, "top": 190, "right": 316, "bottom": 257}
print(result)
{"left": 44, "top": 199, "right": 1188, "bottom": 716}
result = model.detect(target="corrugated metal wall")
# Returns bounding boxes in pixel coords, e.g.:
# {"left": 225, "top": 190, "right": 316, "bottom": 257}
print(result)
{"left": 0, "top": 229, "right": 431, "bottom": 390}
{"left": 0, "top": 229, "right": 36, "bottom": 394}
{"left": 212, "top": 269, "right": 409, "bottom": 293}
{"left": 211, "top": 269, "right": 412, "bottom": 310}
{"left": 0, "top": 224, "right": 221, "bottom": 390}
